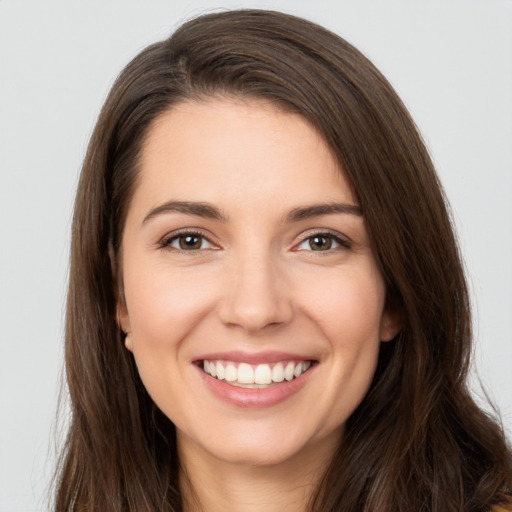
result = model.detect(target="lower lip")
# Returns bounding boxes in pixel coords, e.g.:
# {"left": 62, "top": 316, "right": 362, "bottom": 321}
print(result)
{"left": 196, "top": 364, "right": 314, "bottom": 408}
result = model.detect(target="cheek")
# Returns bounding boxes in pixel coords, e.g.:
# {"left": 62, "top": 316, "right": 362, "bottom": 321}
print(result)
{"left": 123, "top": 261, "right": 220, "bottom": 352}
{"left": 298, "top": 266, "right": 386, "bottom": 341}
{"left": 122, "top": 262, "right": 222, "bottom": 417}
{"left": 300, "top": 269, "right": 385, "bottom": 429}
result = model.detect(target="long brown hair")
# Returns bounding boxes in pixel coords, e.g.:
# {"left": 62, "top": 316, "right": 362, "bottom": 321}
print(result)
{"left": 55, "top": 9, "right": 512, "bottom": 511}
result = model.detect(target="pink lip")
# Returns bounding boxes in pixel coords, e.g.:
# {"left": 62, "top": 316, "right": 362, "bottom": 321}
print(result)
{"left": 195, "top": 359, "right": 315, "bottom": 409}
{"left": 193, "top": 350, "right": 313, "bottom": 365}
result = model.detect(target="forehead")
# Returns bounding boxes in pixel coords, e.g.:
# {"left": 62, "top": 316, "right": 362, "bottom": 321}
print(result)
{"left": 132, "top": 98, "right": 356, "bottom": 216}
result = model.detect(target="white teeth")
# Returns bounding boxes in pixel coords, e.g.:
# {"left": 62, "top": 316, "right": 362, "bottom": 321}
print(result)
{"left": 284, "top": 362, "right": 295, "bottom": 381}
{"left": 271, "top": 363, "right": 285, "bottom": 383}
{"left": 216, "top": 362, "right": 225, "bottom": 380}
{"left": 225, "top": 364, "right": 237, "bottom": 382}
{"left": 202, "top": 359, "right": 312, "bottom": 386}
{"left": 237, "top": 363, "right": 254, "bottom": 384}
{"left": 254, "top": 364, "right": 272, "bottom": 385}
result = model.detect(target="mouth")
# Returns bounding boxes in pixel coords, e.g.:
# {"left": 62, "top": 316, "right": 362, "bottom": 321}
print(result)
{"left": 199, "top": 359, "right": 314, "bottom": 389}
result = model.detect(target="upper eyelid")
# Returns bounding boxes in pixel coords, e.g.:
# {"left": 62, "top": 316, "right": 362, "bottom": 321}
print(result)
{"left": 291, "top": 231, "right": 352, "bottom": 254}
{"left": 295, "top": 228, "right": 350, "bottom": 244}
{"left": 156, "top": 227, "right": 350, "bottom": 249}
{"left": 158, "top": 228, "right": 218, "bottom": 247}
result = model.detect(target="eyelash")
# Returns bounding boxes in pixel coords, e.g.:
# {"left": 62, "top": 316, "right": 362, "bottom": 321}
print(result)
{"left": 158, "top": 229, "right": 351, "bottom": 253}
{"left": 158, "top": 230, "right": 217, "bottom": 252}
{"left": 294, "top": 230, "right": 351, "bottom": 253}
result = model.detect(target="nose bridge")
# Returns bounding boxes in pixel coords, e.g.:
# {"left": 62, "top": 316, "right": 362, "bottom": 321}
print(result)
{"left": 219, "top": 245, "right": 292, "bottom": 332}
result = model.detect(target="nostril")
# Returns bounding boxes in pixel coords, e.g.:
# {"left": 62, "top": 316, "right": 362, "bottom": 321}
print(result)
{"left": 216, "top": 262, "right": 293, "bottom": 332}
{"left": 218, "top": 295, "right": 294, "bottom": 333}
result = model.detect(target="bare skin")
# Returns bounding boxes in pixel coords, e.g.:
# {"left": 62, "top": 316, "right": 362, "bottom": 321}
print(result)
{"left": 118, "top": 98, "right": 401, "bottom": 511}
{"left": 179, "top": 428, "right": 336, "bottom": 512}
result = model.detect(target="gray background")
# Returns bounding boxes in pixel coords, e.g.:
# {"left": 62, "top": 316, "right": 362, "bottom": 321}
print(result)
{"left": 1, "top": 1, "right": 511, "bottom": 510}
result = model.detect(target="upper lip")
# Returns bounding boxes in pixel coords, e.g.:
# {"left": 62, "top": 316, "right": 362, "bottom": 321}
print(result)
{"left": 193, "top": 350, "right": 316, "bottom": 365}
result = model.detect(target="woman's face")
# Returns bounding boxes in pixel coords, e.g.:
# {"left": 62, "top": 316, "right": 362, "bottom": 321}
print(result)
{"left": 118, "top": 98, "right": 399, "bottom": 467}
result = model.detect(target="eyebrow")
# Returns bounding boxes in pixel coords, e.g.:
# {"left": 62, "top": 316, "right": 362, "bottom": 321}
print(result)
{"left": 142, "top": 200, "right": 362, "bottom": 226}
{"left": 284, "top": 202, "right": 362, "bottom": 222}
{"left": 142, "top": 200, "right": 227, "bottom": 224}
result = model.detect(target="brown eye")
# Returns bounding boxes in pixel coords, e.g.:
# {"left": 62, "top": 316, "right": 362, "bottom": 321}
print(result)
{"left": 308, "top": 235, "right": 332, "bottom": 251}
{"left": 179, "top": 235, "right": 203, "bottom": 250}
{"left": 163, "top": 232, "right": 215, "bottom": 251}
{"left": 296, "top": 232, "right": 348, "bottom": 252}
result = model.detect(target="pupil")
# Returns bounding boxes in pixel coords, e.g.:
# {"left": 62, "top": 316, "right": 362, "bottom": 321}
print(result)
{"left": 180, "top": 235, "right": 201, "bottom": 250}
{"left": 310, "top": 236, "right": 331, "bottom": 251}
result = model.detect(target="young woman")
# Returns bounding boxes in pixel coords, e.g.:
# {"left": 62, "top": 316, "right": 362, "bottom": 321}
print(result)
{"left": 55, "top": 9, "right": 512, "bottom": 512}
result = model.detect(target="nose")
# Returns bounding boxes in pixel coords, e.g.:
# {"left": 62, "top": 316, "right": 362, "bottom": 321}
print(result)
{"left": 218, "top": 252, "right": 294, "bottom": 333}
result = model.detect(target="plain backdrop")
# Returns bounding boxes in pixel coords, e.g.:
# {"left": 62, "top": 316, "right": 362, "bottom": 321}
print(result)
{"left": 0, "top": 1, "right": 511, "bottom": 510}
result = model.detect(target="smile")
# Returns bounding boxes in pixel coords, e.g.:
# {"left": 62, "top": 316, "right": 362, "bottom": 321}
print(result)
{"left": 202, "top": 360, "right": 312, "bottom": 388}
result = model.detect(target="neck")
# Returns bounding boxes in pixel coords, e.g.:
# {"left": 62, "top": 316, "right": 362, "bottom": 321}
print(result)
{"left": 178, "top": 432, "right": 338, "bottom": 512}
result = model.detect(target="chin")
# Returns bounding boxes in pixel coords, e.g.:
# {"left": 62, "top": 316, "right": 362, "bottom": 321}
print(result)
{"left": 210, "top": 439, "right": 301, "bottom": 467}
{"left": 178, "top": 418, "right": 340, "bottom": 469}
